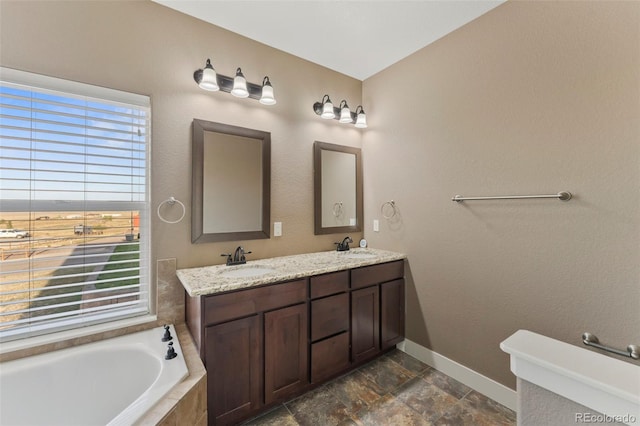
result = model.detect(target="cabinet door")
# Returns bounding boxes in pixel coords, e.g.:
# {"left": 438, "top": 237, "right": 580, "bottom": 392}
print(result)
{"left": 264, "top": 303, "right": 308, "bottom": 404}
{"left": 351, "top": 285, "right": 380, "bottom": 363}
{"left": 381, "top": 278, "right": 405, "bottom": 350}
{"left": 206, "top": 315, "right": 261, "bottom": 426}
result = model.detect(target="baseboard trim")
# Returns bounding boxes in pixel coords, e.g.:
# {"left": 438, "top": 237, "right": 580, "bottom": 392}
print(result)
{"left": 397, "top": 339, "right": 517, "bottom": 411}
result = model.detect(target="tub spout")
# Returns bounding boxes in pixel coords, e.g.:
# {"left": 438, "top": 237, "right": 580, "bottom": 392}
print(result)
{"left": 161, "top": 325, "right": 172, "bottom": 342}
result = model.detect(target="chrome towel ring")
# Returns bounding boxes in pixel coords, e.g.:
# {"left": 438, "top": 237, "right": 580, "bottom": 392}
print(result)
{"left": 381, "top": 200, "right": 398, "bottom": 220}
{"left": 157, "top": 197, "right": 186, "bottom": 224}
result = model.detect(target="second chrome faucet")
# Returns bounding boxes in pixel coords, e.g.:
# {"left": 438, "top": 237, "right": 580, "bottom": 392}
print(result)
{"left": 335, "top": 236, "right": 353, "bottom": 252}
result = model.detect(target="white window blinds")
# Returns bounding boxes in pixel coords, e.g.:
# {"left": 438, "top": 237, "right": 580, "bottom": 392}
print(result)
{"left": 0, "top": 68, "right": 151, "bottom": 342}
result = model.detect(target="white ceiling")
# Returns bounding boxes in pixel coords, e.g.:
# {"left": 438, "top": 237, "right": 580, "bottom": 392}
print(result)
{"left": 153, "top": 0, "right": 505, "bottom": 81}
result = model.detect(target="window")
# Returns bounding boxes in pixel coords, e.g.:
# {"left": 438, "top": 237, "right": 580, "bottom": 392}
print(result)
{"left": 0, "top": 68, "right": 151, "bottom": 342}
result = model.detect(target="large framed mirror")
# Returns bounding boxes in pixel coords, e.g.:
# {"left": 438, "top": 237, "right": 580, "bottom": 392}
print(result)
{"left": 314, "top": 141, "right": 363, "bottom": 235}
{"left": 192, "top": 119, "right": 271, "bottom": 243}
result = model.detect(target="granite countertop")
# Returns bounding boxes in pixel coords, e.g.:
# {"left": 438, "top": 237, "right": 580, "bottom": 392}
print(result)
{"left": 176, "top": 248, "right": 406, "bottom": 297}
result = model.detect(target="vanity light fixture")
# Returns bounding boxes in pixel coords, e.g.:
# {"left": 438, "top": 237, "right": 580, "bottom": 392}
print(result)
{"left": 313, "top": 94, "right": 367, "bottom": 128}
{"left": 198, "top": 59, "right": 219, "bottom": 91}
{"left": 259, "top": 77, "right": 276, "bottom": 105}
{"left": 339, "top": 100, "right": 352, "bottom": 123}
{"left": 231, "top": 68, "right": 249, "bottom": 98}
{"left": 320, "top": 95, "right": 335, "bottom": 119}
{"left": 193, "top": 59, "right": 276, "bottom": 105}
{"left": 354, "top": 105, "right": 367, "bottom": 128}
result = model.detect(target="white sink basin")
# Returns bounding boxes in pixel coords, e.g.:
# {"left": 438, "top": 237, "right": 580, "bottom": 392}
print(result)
{"left": 341, "top": 251, "right": 378, "bottom": 259}
{"left": 219, "top": 266, "right": 276, "bottom": 278}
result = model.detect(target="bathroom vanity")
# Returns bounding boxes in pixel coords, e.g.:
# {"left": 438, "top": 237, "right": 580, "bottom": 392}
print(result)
{"left": 177, "top": 248, "right": 406, "bottom": 426}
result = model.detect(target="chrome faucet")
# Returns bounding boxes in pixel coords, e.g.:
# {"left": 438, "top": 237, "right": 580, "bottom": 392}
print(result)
{"left": 220, "top": 246, "right": 252, "bottom": 266}
{"left": 335, "top": 236, "right": 353, "bottom": 252}
{"left": 233, "top": 246, "right": 246, "bottom": 263}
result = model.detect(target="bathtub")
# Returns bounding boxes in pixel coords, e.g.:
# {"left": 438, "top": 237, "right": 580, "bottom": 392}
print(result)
{"left": 0, "top": 324, "right": 189, "bottom": 426}
{"left": 502, "top": 330, "right": 640, "bottom": 425}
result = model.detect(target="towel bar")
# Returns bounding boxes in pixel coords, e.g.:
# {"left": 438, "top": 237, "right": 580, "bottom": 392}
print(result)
{"left": 452, "top": 191, "right": 572, "bottom": 202}
{"left": 582, "top": 332, "right": 639, "bottom": 360}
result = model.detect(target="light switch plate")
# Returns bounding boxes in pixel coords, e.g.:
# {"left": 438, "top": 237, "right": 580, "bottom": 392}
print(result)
{"left": 373, "top": 219, "right": 379, "bottom": 232}
{"left": 274, "top": 222, "right": 282, "bottom": 237}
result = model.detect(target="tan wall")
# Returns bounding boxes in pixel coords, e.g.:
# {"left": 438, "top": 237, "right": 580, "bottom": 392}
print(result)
{"left": 0, "top": 0, "right": 363, "bottom": 269}
{"left": 363, "top": 1, "right": 640, "bottom": 388}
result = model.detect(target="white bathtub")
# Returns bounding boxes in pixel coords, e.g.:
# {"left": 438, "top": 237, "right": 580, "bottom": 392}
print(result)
{"left": 0, "top": 324, "right": 189, "bottom": 426}
{"left": 502, "top": 330, "right": 640, "bottom": 425}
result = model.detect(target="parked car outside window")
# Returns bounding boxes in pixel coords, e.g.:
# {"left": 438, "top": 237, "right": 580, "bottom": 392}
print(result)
{"left": 0, "top": 229, "right": 30, "bottom": 239}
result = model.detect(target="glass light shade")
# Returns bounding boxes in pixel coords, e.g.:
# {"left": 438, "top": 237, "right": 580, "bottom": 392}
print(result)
{"left": 339, "top": 106, "right": 352, "bottom": 123}
{"left": 259, "top": 79, "right": 276, "bottom": 105}
{"left": 321, "top": 100, "right": 335, "bottom": 119}
{"left": 231, "top": 68, "right": 249, "bottom": 98}
{"left": 199, "top": 60, "right": 219, "bottom": 91}
{"left": 355, "top": 111, "right": 367, "bottom": 128}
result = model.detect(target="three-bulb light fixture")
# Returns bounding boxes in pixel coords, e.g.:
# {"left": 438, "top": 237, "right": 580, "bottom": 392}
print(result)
{"left": 313, "top": 95, "right": 367, "bottom": 128}
{"left": 193, "top": 59, "right": 276, "bottom": 105}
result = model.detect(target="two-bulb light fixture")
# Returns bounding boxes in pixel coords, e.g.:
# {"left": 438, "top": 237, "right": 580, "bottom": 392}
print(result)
{"left": 193, "top": 59, "right": 276, "bottom": 105}
{"left": 313, "top": 95, "right": 367, "bottom": 128}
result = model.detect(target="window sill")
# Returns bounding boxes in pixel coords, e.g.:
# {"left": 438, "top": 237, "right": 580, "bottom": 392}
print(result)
{"left": 0, "top": 314, "right": 157, "bottom": 357}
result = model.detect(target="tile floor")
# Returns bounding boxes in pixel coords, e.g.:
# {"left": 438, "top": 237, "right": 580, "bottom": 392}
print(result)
{"left": 244, "top": 349, "right": 516, "bottom": 425}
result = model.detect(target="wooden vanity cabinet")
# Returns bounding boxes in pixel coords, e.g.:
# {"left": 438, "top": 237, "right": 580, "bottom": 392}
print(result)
{"left": 185, "top": 259, "right": 405, "bottom": 426}
{"left": 350, "top": 260, "right": 405, "bottom": 363}
{"left": 187, "top": 279, "right": 308, "bottom": 426}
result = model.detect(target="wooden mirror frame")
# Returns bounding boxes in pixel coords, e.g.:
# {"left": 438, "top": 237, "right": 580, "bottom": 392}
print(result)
{"left": 314, "top": 141, "right": 363, "bottom": 235}
{"left": 192, "top": 119, "right": 271, "bottom": 243}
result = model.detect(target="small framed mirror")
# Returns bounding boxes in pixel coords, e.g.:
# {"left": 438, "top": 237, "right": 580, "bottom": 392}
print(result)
{"left": 192, "top": 119, "right": 270, "bottom": 243}
{"left": 314, "top": 141, "right": 363, "bottom": 235}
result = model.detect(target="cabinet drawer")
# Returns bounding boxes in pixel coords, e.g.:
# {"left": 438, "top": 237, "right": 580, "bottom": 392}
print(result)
{"left": 311, "top": 332, "right": 350, "bottom": 383}
{"left": 204, "top": 279, "right": 307, "bottom": 325}
{"left": 351, "top": 260, "right": 404, "bottom": 289}
{"left": 311, "top": 293, "right": 349, "bottom": 341}
{"left": 310, "top": 270, "right": 349, "bottom": 299}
